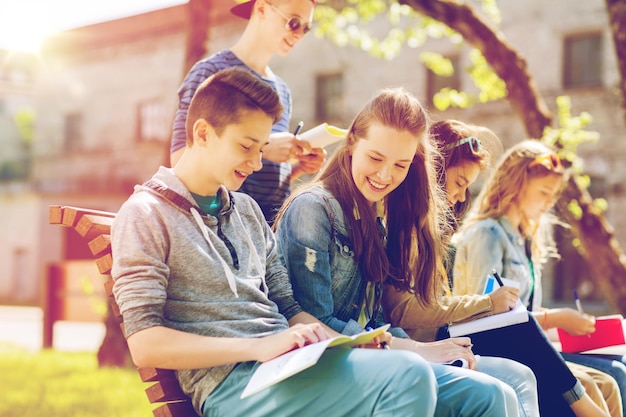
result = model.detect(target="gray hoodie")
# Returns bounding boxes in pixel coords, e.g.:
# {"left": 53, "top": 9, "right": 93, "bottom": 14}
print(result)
{"left": 111, "top": 166, "right": 302, "bottom": 413}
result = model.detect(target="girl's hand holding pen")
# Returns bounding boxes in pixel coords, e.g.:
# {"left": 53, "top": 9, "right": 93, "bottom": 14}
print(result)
{"left": 548, "top": 308, "right": 596, "bottom": 335}
{"left": 395, "top": 337, "right": 478, "bottom": 370}
{"left": 488, "top": 286, "right": 520, "bottom": 314}
{"left": 355, "top": 330, "right": 392, "bottom": 350}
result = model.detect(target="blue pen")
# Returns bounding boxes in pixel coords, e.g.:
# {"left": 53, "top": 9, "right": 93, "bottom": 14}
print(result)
{"left": 365, "top": 326, "right": 390, "bottom": 350}
{"left": 574, "top": 289, "right": 584, "bottom": 313}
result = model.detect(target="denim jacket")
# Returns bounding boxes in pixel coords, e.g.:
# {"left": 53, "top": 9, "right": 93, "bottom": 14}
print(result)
{"left": 453, "top": 216, "right": 543, "bottom": 311}
{"left": 275, "top": 186, "right": 407, "bottom": 337}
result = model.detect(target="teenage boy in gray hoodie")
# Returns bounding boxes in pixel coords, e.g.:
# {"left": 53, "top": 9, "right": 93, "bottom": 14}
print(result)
{"left": 111, "top": 67, "right": 438, "bottom": 417}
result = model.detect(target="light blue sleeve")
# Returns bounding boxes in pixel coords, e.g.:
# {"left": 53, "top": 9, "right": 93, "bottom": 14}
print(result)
{"left": 453, "top": 222, "right": 505, "bottom": 296}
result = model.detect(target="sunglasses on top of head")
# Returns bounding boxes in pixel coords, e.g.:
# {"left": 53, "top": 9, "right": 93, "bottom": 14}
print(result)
{"left": 527, "top": 153, "right": 563, "bottom": 173}
{"left": 443, "top": 136, "right": 482, "bottom": 155}
{"left": 266, "top": 1, "right": 313, "bottom": 35}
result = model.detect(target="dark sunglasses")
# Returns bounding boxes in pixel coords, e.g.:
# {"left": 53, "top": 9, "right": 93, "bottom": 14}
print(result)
{"left": 267, "top": 2, "right": 312, "bottom": 35}
{"left": 443, "top": 136, "right": 482, "bottom": 154}
{"left": 528, "top": 153, "right": 563, "bottom": 172}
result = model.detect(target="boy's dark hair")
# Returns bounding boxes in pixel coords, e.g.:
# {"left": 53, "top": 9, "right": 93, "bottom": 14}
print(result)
{"left": 185, "top": 67, "right": 283, "bottom": 145}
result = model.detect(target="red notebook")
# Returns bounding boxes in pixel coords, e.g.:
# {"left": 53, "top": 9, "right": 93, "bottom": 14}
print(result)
{"left": 558, "top": 315, "right": 625, "bottom": 353}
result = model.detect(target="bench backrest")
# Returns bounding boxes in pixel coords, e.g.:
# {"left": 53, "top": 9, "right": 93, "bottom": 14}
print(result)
{"left": 49, "top": 205, "right": 199, "bottom": 417}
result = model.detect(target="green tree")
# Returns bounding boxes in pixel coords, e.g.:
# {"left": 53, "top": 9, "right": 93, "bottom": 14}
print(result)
{"left": 184, "top": 0, "right": 626, "bottom": 313}
{"left": 316, "top": 0, "right": 626, "bottom": 314}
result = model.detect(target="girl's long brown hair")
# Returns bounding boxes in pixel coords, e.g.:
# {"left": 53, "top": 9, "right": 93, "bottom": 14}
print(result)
{"left": 276, "top": 88, "right": 447, "bottom": 305}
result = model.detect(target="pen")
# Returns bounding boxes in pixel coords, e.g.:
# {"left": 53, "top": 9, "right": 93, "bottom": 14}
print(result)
{"left": 574, "top": 289, "right": 584, "bottom": 314}
{"left": 293, "top": 121, "right": 303, "bottom": 136}
{"left": 365, "top": 326, "right": 391, "bottom": 350}
{"left": 491, "top": 268, "right": 505, "bottom": 287}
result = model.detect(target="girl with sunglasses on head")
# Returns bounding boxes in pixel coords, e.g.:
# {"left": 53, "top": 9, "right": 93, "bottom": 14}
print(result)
{"left": 384, "top": 121, "right": 617, "bottom": 417}
{"left": 451, "top": 138, "right": 624, "bottom": 416}
{"left": 170, "top": 0, "right": 326, "bottom": 225}
{"left": 273, "top": 89, "right": 549, "bottom": 417}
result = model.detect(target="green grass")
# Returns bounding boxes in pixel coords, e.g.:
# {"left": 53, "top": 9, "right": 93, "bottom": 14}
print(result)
{"left": 0, "top": 343, "right": 154, "bottom": 417}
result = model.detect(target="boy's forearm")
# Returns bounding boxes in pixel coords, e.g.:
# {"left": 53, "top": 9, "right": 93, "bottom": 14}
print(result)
{"left": 126, "top": 326, "right": 259, "bottom": 370}
{"left": 288, "top": 312, "right": 342, "bottom": 338}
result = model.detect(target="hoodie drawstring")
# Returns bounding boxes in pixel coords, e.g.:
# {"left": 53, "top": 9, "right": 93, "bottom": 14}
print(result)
{"left": 191, "top": 207, "right": 239, "bottom": 298}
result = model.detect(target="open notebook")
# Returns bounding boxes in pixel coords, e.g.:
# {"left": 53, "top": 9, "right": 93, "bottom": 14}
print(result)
{"left": 241, "top": 324, "right": 390, "bottom": 398}
{"left": 448, "top": 276, "right": 528, "bottom": 337}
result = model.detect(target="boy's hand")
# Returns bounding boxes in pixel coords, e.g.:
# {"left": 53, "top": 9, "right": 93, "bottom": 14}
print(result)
{"left": 295, "top": 147, "right": 327, "bottom": 174}
{"left": 256, "top": 323, "right": 330, "bottom": 362}
{"left": 262, "top": 132, "right": 312, "bottom": 163}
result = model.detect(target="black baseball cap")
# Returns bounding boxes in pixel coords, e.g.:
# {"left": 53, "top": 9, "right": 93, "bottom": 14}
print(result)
{"left": 231, "top": 0, "right": 256, "bottom": 19}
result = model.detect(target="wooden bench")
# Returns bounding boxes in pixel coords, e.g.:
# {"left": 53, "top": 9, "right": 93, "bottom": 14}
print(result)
{"left": 49, "top": 205, "right": 199, "bottom": 417}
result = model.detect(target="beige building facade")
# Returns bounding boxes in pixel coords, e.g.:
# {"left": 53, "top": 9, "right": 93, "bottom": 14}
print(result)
{"left": 0, "top": 0, "right": 622, "bottom": 309}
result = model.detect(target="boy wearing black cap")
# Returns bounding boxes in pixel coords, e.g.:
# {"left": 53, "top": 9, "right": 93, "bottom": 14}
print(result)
{"left": 170, "top": 0, "right": 326, "bottom": 224}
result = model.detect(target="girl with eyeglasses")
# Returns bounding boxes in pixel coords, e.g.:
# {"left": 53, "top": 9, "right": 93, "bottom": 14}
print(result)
{"left": 451, "top": 138, "right": 623, "bottom": 416}
{"left": 170, "top": 0, "right": 326, "bottom": 225}
{"left": 384, "top": 123, "right": 618, "bottom": 417}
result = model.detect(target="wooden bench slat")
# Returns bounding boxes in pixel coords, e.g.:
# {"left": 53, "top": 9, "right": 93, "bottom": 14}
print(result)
{"left": 104, "top": 277, "right": 115, "bottom": 296}
{"left": 138, "top": 367, "right": 178, "bottom": 382}
{"left": 60, "top": 206, "right": 116, "bottom": 226}
{"left": 146, "top": 379, "right": 190, "bottom": 403}
{"left": 75, "top": 214, "right": 114, "bottom": 240}
{"left": 50, "top": 204, "right": 200, "bottom": 417}
{"left": 152, "top": 400, "right": 197, "bottom": 417}
{"left": 95, "top": 253, "right": 113, "bottom": 275}
{"left": 49, "top": 205, "right": 64, "bottom": 224}
{"left": 88, "top": 234, "right": 111, "bottom": 256}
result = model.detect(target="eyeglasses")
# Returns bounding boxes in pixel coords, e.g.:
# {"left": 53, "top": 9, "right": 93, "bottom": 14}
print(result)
{"left": 443, "top": 136, "right": 482, "bottom": 154}
{"left": 528, "top": 153, "right": 563, "bottom": 172}
{"left": 266, "top": 2, "right": 312, "bottom": 35}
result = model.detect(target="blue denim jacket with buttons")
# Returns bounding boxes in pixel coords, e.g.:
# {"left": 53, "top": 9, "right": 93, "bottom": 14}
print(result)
{"left": 275, "top": 186, "right": 408, "bottom": 337}
{"left": 453, "top": 216, "right": 543, "bottom": 311}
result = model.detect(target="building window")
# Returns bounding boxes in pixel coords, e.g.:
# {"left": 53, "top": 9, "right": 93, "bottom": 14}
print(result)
{"left": 426, "top": 55, "right": 461, "bottom": 108}
{"left": 315, "top": 73, "right": 343, "bottom": 124}
{"left": 64, "top": 113, "right": 82, "bottom": 152}
{"left": 563, "top": 33, "right": 603, "bottom": 89}
{"left": 137, "top": 99, "right": 168, "bottom": 142}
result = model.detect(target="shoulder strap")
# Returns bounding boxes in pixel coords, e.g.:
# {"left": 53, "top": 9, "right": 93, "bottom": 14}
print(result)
{"left": 143, "top": 179, "right": 207, "bottom": 216}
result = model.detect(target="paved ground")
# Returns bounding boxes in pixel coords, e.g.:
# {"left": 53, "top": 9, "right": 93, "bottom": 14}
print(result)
{"left": 0, "top": 305, "right": 105, "bottom": 352}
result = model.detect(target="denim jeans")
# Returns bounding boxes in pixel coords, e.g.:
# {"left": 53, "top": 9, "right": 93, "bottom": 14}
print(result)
{"left": 203, "top": 348, "right": 516, "bottom": 417}
{"left": 438, "top": 313, "right": 584, "bottom": 417}
{"left": 477, "top": 355, "right": 539, "bottom": 417}
{"left": 562, "top": 351, "right": 626, "bottom": 415}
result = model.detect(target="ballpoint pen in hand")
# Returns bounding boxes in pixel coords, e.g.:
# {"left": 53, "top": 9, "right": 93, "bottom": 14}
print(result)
{"left": 292, "top": 121, "right": 303, "bottom": 136}
{"left": 574, "top": 289, "right": 584, "bottom": 314}
{"left": 491, "top": 268, "right": 505, "bottom": 287}
{"left": 366, "top": 326, "right": 391, "bottom": 350}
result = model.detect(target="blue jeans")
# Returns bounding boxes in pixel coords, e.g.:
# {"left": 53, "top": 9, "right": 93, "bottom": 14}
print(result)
{"left": 477, "top": 355, "right": 539, "bottom": 417}
{"left": 429, "top": 362, "right": 519, "bottom": 416}
{"left": 562, "top": 352, "right": 626, "bottom": 415}
{"left": 438, "top": 313, "right": 584, "bottom": 417}
{"left": 203, "top": 348, "right": 515, "bottom": 417}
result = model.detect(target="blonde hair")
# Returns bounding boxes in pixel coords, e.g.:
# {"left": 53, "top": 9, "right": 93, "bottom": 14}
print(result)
{"left": 462, "top": 139, "right": 567, "bottom": 265}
